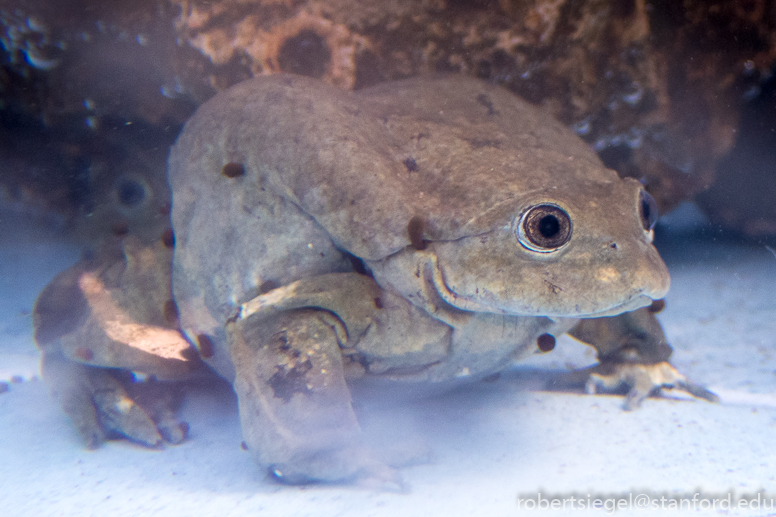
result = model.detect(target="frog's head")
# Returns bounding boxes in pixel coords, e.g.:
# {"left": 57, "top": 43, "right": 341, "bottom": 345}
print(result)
{"left": 369, "top": 176, "right": 669, "bottom": 319}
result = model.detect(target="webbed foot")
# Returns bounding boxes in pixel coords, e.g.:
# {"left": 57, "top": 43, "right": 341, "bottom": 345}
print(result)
{"left": 568, "top": 304, "right": 718, "bottom": 410}
{"left": 585, "top": 360, "right": 719, "bottom": 410}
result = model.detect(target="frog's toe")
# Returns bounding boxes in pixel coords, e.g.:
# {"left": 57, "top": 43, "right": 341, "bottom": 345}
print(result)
{"left": 585, "top": 361, "right": 719, "bottom": 410}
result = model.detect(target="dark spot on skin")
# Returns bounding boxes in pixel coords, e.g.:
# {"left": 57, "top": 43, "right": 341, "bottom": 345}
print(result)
{"left": 476, "top": 93, "right": 497, "bottom": 115}
{"left": 259, "top": 280, "right": 280, "bottom": 294}
{"left": 0, "top": 382, "right": 8, "bottom": 394}
{"left": 10, "top": 375, "right": 24, "bottom": 384}
{"left": 408, "top": 216, "right": 427, "bottom": 250}
{"left": 196, "top": 334, "right": 214, "bottom": 359}
{"left": 403, "top": 157, "right": 418, "bottom": 172}
{"left": 610, "top": 242, "right": 618, "bottom": 249}
{"left": 537, "top": 333, "right": 556, "bottom": 352}
{"left": 163, "top": 299, "right": 179, "bottom": 324}
{"left": 116, "top": 178, "right": 146, "bottom": 207}
{"left": 179, "top": 346, "right": 201, "bottom": 363}
{"left": 240, "top": 441, "right": 249, "bottom": 451}
{"left": 271, "top": 331, "right": 291, "bottom": 352}
{"left": 648, "top": 299, "right": 666, "bottom": 313}
{"left": 373, "top": 297, "right": 383, "bottom": 309}
{"left": 111, "top": 221, "right": 129, "bottom": 237}
{"left": 221, "top": 162, "right": 245, "bottom": 178}
{"left": 482, "top": 372, "right": 500, "bottom": 383}
{"left": 269, "top": 359, "right": 313, "bottom": 403}
{"left": 161, "top": 229, "right": 175, "bottom": 248}
{"left": 344, "top": 252, "right": 371, "bottom": 277}
{"left": 75, "top": 347, "right": 94, "bottom": 361}
{"left": 277, "top": 30, "right": 330, "bottom": 78}
{"left": 158, "top": 203, "right": 172, "bottom": 216}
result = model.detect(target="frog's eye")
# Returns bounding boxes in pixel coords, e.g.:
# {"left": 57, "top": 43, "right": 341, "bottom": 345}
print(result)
{"left": 639, "top": 189, "right": 659, "bottom": 231}
{"left": 517, "top": 204, "right": 572, "bottom": 252}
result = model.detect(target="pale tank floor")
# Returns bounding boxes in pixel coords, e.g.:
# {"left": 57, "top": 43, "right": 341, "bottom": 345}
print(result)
{"left": 1, "top": 203, "right": 775, "bottom": 517}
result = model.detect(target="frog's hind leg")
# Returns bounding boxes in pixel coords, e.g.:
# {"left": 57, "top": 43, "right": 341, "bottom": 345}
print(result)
{"left": 566, "top": 305, "right": 719, "bottom": 410}
{"left": 227, "top": 307, "right": 396, "bottom": 485}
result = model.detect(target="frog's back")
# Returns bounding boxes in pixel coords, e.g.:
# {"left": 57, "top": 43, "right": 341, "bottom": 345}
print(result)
{"left": 170, "top": 74, "right": 612, "bottom": 259}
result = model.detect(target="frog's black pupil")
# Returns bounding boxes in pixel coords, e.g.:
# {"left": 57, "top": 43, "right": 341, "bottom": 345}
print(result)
{"left": 538, "top": 215, "right": 560, "bottom": 238}
{"left": 117, "top": 179, "right": 145, "bottom": 207}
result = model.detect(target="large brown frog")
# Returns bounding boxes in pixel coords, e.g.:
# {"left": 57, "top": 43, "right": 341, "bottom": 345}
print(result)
{"left": 34, "top": 74, "right": 716, "bottom": 485}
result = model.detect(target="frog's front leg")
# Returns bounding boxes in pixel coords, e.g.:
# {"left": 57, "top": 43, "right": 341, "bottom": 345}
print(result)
{"left": 226, "top": 274, "right": 400, "bottom": 485}
{"left": 568, "top": 304, "right": 719, "bottom": 410}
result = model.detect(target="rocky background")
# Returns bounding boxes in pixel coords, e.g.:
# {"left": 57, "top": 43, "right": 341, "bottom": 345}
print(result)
{"left": 1, "top": 0, "right": 775, "bottom": 241}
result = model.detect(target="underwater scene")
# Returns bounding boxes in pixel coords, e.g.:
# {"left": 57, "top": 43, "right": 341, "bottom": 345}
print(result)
{"left": 2, "top": 1, "right": 776, "bottom": 516}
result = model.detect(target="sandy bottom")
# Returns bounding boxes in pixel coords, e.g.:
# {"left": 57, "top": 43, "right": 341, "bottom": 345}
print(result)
{"left": 1, "top": 206, "right": 775, "bottom": 517}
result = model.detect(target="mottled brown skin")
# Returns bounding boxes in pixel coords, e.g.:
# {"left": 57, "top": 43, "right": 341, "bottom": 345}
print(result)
{"left": 35, "top": 74, "right": 716, "bottom": 486}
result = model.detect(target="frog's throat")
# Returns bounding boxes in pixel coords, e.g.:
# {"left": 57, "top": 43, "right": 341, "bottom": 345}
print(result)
{"left": 426, "top": 254, "right": 655, "bottom": 319}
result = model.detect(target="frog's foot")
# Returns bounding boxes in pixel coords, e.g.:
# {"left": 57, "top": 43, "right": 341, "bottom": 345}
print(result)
{"left": 41, "top": 351, "right": 188, "bottom": 448}
{"left": 227, "top": 306, "right": 401, "bottom": 487}
{"left": 567, "top": 306, "right": 718, "bottom": 410}
{"left": 585, "top": 361, "right": 720, "bottom": 411}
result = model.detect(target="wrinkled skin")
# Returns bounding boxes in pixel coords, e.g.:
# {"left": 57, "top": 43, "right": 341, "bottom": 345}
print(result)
{"left": 34, "top": 74, "right": 717, "bottom": 485}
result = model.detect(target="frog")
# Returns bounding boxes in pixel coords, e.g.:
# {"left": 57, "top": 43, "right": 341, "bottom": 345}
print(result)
{"left": 34, "top": 73, "right": 717, "bottom": 486}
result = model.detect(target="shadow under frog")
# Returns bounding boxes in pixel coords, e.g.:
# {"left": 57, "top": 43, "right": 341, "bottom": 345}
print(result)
{"left": 34, "top": 74, "right": 717, "bottom": 486}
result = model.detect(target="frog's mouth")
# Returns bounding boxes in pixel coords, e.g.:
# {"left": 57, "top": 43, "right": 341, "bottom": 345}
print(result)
{"left": 427, "top": 255, "right": 656, "bottom": 319}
